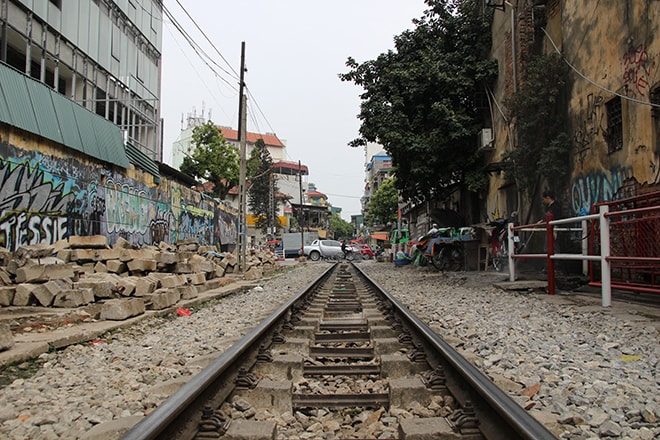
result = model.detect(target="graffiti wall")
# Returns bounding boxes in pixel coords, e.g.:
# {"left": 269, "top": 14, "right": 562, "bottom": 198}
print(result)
{"left": 563, "top": 0, "right": 660, "bottom": 216}
{"left": 0, "top": 130, "right": 238, "bottom": 252}
{"left": 570, "top": 166, "right": 632, "bottom": 215}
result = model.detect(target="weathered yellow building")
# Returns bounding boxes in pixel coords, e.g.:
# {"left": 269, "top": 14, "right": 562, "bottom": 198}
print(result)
{"left": 485, "top": 0, "right": 659, "bottom": 221}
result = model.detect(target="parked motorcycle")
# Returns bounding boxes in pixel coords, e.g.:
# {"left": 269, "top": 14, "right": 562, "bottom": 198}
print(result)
{"left": 420, "top": 227, "right": 465, "bottom": 271}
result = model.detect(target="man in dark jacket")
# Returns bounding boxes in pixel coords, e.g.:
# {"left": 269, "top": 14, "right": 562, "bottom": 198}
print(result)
{"left": 540, "top": 190, "right": 563, "bottom": 253}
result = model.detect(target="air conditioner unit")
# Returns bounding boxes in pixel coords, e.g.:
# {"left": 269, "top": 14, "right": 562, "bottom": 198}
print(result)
{"left": 479, "top": 128, "right": 494, "bottom": 150}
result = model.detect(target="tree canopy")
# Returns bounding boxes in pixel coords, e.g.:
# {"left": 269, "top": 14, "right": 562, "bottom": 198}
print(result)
{"left": 329, "top": 212, "right": 354, "bottom": 239}
{"left": 365, "top": 177, "right": 399, "bottom": 226}
{"left": 504, "top": 53, "right": 571, "bottom": 198}
{"left": 339, "top": 0, "right": 497, "bottom": 204}
{"left": 247, "top": 139, "right": 280, "bottom": 234}
{"left": 180, "top": 121, "right": 239, "bottom": 200}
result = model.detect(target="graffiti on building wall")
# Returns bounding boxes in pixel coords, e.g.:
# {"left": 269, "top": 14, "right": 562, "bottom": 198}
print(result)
{"left": 573, "top": 93, "right": 607, "bottom": 168}
{"left": 215, "top": 207, "right": 238, "bottom": 247}
{"left": 622, "top": 44, "right": 658, "bottom": 99}
{"left": 570, "top": 166, "right": 631, "bottom": 214}
{"left": 178, "top": 204, "right": 215, "bottom": 245}
{"left": 0, "top": 156, "right": 75, "bottom": 251}
{"left": 0, "top": 142, "right": 237, "bottom": 251}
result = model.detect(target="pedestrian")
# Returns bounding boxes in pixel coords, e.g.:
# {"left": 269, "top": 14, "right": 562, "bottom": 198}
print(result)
{"left": 539, "top": 190, "right": 563, "bottom": 253}
{"left": 541, "top": 190, "right": 562, "bottom": 223}
{"left": 341, "top": 240, "right": 347, "bottom": 258}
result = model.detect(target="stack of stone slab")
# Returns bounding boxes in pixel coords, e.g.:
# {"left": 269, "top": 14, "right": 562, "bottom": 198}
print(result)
{"left": 0, "top": 236, "right": 278, "bottom": 322}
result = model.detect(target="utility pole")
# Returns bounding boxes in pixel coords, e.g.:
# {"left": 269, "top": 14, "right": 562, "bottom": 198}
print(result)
{"left": 298, "top": 160, "right": 304, "bottom": 257}
{"left": 237, "top": 42, "right": 247, "bottom": 274}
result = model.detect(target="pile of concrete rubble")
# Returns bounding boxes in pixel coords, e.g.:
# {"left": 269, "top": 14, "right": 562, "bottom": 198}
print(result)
{"left": 0, "top": 236, "right": 278, "bottom": 351}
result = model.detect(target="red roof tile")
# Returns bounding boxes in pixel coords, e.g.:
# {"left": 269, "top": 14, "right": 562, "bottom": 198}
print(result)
{"left": 220, "top": 127, "right": 285, "bottom": 148}
{"left": 307, "top": 190, "right": 327, "bottom": 199}
{"left": 272, "top": 160, "right": 309, "bottom": 174}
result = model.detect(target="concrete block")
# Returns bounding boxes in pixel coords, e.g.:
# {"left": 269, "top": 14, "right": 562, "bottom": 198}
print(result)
{"left": 253, "top": 353, "right": 303, "bottom": 380}
{"left": 127, "top": 259, "right": 157, "bottom": 273}
{"left": 371, "top": 325, "right": 397, "bottom": 338}
{"left": 33, "top": 280, "right": 70, "bottom": 307}
{"left": 97, "top": 248, "right": 121, "bottom": 261}
{"left": 106, "top": 260, "right": 127, "bottom": 274}
{"left": 273, "top": 338, "right": 309, "bottom": 356}
{"left": 176, "top": 252, "right": 194, "bottom": 262}
{"left": 158, "top": 241, "right": 177, "bottom": 252}
{"left": 146, "top": 289, "right": 181, "bottom": 310}
{"left": 174, "top": 262, "right": 192, "bottom": 274}
{"left": 374, "top": 337, "right": 404, "bottom": 356}
{"left": 398, "top": 417, "right": 455, "bottom": 439}
{"left": 380, "top": 354, "right": 428, "bottom": 379}
{"left": 160, "top": 274, "right": 186, "bottom": 288}
{"left": 223, "top": 420, "right": 277, "bottom": 440}
{"left": 235, "top": 380, "right": 292, "bottom": 414}
{"left": 244, "top": 266, "right": 263, "bottom": 280}
{"left": 135, "top": 276, "right": 159, "bottom": 296}
{"left": 115, "top": 278, "right": 137, "bottom": 297}
{"left": 100, "top": 298, "right": 145, "bottom": 321}
{"left": 94, "top": 261, "right": 108, "bottom": 273}
{"left": 68, "top": 235, "right": 109, "bottom": 249}
{"left": 113, "top": 237, "right": 135, "bottom": 249}
{"left": 53, "top": 288, "right": 95, "bottom": 308}
{"left": 69, "top": 249, "right": 97, "bottom": 262}
{"left": 187, "top": 272, "right": 207, "bottom": 285}
{"left": 119, "top": 248, "right": 158, "bottom": 262}
{"left": 0, "top": 268, "right": 11, "bottom": 285}
{"left": 13, "top": 284, "right": 38, "bottom": 306}
{"left": 76, "top": 279, "right": 114, "bottom": 299}
{"left": 15, "top": 263, "right": 76, "bottom": 283}
{"left": 0, "top": 286, "right": 16, "bottom": 306}
{"left": 177, "top": 285, "right": 198, "bottom": 300}
{"left": 156, "top": 252, "right": 177, "bottom": 265}
{"left": 389, "top": 377, "right": 433, "bottom": 408}
{"left": 176, "top": 237, "right": 199, "bottom": 246}
{"left": 26, "top": 256, "right": 66, "bottom": 266}
{"left": 0, "top": 323, "right": 14, "bottom": 351}
{"left": 204, "top": 278, "right": 224, "bottom": 291}
{"left": 177, "top": 243, "right": 199, "bottom": 253}
{"left": 15, "top": 244, "right": 54, "bottom": 259}
{"left": 56, "top": 248, "right": 72, "bottom": 263}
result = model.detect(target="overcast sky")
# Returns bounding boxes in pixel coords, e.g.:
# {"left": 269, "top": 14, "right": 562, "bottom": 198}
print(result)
{"left": 160, "top": 1, "right": 428, "bottom": 220}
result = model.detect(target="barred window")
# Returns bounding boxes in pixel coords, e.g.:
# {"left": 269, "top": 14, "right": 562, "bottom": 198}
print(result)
{"left": 605, "top": 97, "right": 623, "bottom": 154}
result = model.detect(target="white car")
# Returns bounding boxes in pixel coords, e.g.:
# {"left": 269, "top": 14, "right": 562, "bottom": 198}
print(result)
{"left": 300, "top": 239, "right": 357, "bottom": 261}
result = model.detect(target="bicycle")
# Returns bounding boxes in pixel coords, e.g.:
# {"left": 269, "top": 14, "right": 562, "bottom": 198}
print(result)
{"left": 489, "top": 215, "right": 532, "bottom": 272}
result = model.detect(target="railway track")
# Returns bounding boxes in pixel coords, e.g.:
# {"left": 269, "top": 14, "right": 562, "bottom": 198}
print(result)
{"left": 122, "top": 263, "right": 556, "bottom": 440}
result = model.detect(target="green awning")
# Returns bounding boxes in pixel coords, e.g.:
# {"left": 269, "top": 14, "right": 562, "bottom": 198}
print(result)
{"left": 0, "top": 62, "right": 129, "bottom": 169}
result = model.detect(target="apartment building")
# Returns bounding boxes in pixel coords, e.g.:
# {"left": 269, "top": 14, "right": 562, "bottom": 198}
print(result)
{"left": 0, "top": 0, "right": 162, "bottom": 161}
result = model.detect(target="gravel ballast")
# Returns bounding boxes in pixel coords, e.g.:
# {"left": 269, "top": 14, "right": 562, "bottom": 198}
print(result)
{"left": 0, "top": 261, "right": 657, "bottom": 439}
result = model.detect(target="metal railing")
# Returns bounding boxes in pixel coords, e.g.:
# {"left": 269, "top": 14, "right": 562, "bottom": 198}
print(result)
{"left": 506, "top": 193, "right": 660, "bottom": 306}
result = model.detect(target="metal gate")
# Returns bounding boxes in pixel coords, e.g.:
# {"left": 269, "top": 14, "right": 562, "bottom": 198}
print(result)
{"left": 590, "top": 191, "right": 660, "bottom": 294}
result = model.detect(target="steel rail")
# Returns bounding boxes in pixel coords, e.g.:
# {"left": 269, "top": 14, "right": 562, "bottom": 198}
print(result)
{"left": 121, "top": 265, "right": 335, "bottom": 440}
{"left": 354, "top": 264, "right": 557, "bottom": 440}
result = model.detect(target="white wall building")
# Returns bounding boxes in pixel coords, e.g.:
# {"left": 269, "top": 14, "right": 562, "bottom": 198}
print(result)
{"left": 0, "top": 0, "right": 163, "bottom": 161}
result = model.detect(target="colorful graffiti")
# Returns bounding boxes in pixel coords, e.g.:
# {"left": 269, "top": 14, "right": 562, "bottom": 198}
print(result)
{"left": 570, "top": 166, "right": 631, "bottom": 214}
{"left": 0, "top": 142, "right": 237, "bottom": 251}
{"left": 0, "top": 156, "right": 75, "bottom": 251}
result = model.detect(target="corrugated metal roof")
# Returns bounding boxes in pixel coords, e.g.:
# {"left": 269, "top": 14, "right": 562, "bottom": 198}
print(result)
{"left": 0, "top": 62, "right": 129, "bottom": 169}
{"left": 26, "top": 80, "right": 63, "bottom": 143}
{"left": 0, "top": 66, "right": 40, "bottom": 133}
{"left": 53, "top": 98, "right": 85, "bottom": 153}
{"left": 126, "top": 142, "right": 160, "bottom": 183}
